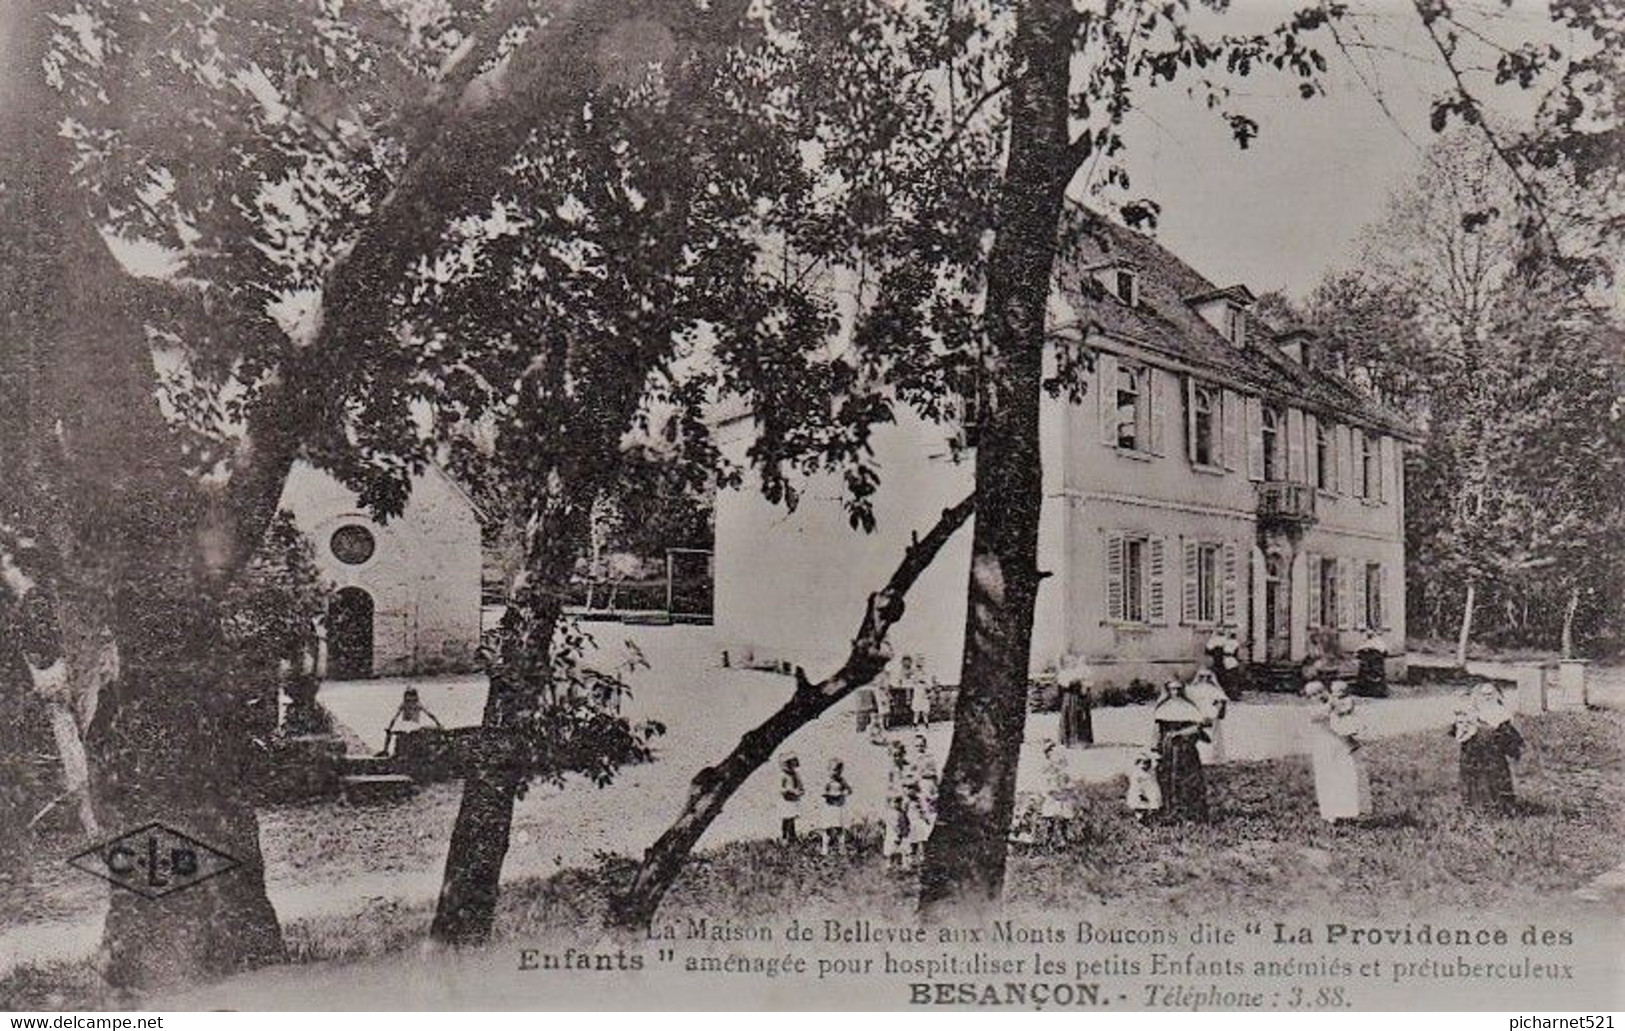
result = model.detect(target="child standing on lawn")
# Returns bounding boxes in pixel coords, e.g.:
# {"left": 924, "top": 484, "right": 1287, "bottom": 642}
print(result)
{"left": 883, "top": 742, "right": 916, "bottom": 869}
{"left": 1126, "top": 747, "right": 1163, "bottom": 821}
{"left": 820, "top": 759, "right": 853, "bottom": 855}
{"left": 778, "top": 754, "right": 805, "bottom": 843}
{"left": 912, "top": 734, "right": 939, "bottom": 788}
{"left": 910, "top": 666, "right": 933, "bottom": 728}
{"left": 1039, "top": 741, "right": 1076, "bottom": 844}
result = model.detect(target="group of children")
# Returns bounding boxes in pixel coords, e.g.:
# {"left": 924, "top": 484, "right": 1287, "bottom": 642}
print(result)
{"left": 876, "top": 655, "right": 935, "bottom": 730}
{"left": 776, "top": 656, "right": 1528, "bottom": 859}
{"left": 776, "top": 732, "right": 941, "bottom": 864}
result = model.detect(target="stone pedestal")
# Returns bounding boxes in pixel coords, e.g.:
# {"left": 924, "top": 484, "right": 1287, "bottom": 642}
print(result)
{"left": 1552, "top": 659, "right": 1589, "bottom": 710}
{"left": 1514, "top": 668, "right": 1547, "bottom": 715}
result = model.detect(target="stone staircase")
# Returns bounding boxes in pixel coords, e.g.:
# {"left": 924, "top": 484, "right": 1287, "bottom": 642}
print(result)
{"left": 337, "top": 754, "right": 415, "bottom": 804}
{"left": 1251, "top": 661, "right": 1307, "bottom": 694}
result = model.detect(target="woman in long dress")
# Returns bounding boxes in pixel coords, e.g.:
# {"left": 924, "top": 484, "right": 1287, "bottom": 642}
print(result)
{"left": 1455, "top": 683, "right": 1524, "bottom": 812}
{"left": 1153, "top": 680, "right": 1209, "bottom": 821}
{"left": 1186, "top": 668, "right": 1229, "bottom": 765}
{"left": 1304, "top": 680, "right": 1371, "bottom": 824}
{"left": 1056, "top": 659, "right": 1093, "bottom": 747}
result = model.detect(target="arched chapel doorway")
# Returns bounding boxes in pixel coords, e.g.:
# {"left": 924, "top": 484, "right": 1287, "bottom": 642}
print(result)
{"left": 327, "top": 586, "right": 374, "bottom": 679}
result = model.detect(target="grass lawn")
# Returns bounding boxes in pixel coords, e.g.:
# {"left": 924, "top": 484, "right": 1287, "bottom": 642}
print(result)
{"left": 4, "top": 709, "right": 1620, "bottom": 1008}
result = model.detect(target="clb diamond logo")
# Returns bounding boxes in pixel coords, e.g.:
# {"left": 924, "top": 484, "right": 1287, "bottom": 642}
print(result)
{"left": 68, "top": 823, "right": 239, "bottom": 900}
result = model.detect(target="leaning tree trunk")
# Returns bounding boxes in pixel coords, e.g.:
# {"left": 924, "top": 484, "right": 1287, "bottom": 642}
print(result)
{"left": 918, "top": 0, "right": 1082, "bottom": 919}
{"left": 609, "top": 496, "right": 974, "bottom": 929}
{"left": 1455, "top": 580, "right": 1476, "bottom": 669}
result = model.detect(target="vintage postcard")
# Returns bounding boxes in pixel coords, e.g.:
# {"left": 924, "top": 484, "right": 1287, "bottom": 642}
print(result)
{"left": 1, "top": 0, "right": 1621, "bottom": 1013}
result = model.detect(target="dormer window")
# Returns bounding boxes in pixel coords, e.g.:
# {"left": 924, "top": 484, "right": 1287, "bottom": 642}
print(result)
{"left": 1114, "top": 269, "right": 1139, "bottom": 307}
{"left": 1225, "top": 305, "right": 1247, "bottom": 348}
{"left": 1186, "top": 284, "right": 1256, "bottom": 347}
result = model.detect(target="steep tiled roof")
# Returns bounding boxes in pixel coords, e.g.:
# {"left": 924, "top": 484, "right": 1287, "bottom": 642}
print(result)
{"left": 1055, "top": 208, "right": 1417, "bottom": 441}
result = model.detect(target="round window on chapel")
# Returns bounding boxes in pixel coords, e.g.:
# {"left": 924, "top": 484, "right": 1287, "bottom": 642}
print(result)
{"left": 329, "top": 525, "right": 377, "bottom": 566}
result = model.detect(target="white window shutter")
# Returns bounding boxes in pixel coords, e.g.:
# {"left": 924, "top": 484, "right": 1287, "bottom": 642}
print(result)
{"left": 1287, "top": 408, "right": 1306, "bottom": 483}
{"left": 1184, "top": 377, "right": 1198, "bottom": 464}
{"left": 1182, "top": 539, "right": 1199, "bottom": 624}
{"left": 1351, "top": 431, "right": 1363, "bottom": 498}
{"left": 1304, "top": 414, "right": 1318, "bottom": 487}
{"left": 1106, "top": 532, "right": 1124, "bottom": 621}
{"left": 1222, "top": 542, "right": 1238, "bottom": 625}
{"left": 1327, "top": 421, "right": 1341, "bottom": 493}
{"left": 1338, "top": 556, "right": 1355, "bottom": 629}
{"left": 1377, "top": 565, "right": 1387, "bottom": 628}
{"left": 1377, "top": 435, "right": 1390, "bottom": 503}
{"left": 1148, "top": 536, "right": 1167, "bottom": 624}
{"left": 1341, "top": 426, "right": 1356, "bottom": 496}
{"left": 1097, "top": 353, "right": 1118, "bottom": 445}
{"left": 1357, "top": 561, "right": 1370, "bottom": 629}
{"left": 1307, "top": 552, "right": 1322, "bottom": 629}
{"left": 1246, "top": 397, "right": 1265, "bottom": 481}
{"left": 1146, "top": 369, "right": 1164, "bottom": 455}
{"left": 1222, "top": 390, "right": 1241, "bottom": 471}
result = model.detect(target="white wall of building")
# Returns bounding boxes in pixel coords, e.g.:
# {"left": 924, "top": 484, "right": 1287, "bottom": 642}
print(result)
{"left": 713, "top": 333, "right": 1409, "bottom": 690}
{"left": 278, "top": 462, "right": 482, "bottom": 677}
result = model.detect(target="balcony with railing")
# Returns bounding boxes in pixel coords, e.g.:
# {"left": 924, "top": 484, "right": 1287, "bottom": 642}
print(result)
{"left": 1256, "top": 480, "right": 1317, "bottom": 528}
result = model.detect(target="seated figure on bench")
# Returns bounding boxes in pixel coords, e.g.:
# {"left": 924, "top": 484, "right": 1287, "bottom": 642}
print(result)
{"left": 384, "top": 687, "right": 443, "bottom": 758}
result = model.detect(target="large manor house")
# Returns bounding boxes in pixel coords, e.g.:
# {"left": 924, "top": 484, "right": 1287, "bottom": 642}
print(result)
{"left": 713, "top": 214, "right": 1415, "bottom": 689}
{"left": 278, "top": 213, "right": 1415, "bottom": 693}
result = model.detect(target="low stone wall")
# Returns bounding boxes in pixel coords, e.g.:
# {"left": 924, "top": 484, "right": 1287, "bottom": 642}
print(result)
{"left": 1406, "top": 654, "right": 1590, "bottom": 714}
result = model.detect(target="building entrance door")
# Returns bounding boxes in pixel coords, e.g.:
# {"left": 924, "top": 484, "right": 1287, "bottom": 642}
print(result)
{"left": 327, "top": 586, "right": 374, "bottom": 679}
{"left": 1264, "top": 553, "right": 1291, "bottom": 661}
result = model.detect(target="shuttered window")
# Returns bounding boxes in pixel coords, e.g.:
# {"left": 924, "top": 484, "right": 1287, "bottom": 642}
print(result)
{"left": 1124, "top": 537, "right": 1146, "bottom": 622}
{"left": 1323, "top": 558, "right": 1341, "bottom": 629}
{"left": 1261, "top": 405, "right": 1285, "bottom": 482}
{"left": 1314, "top": 417, "right": 1333, "bottom": 491}
{"left": 1365, "top": 562, "right": 1384, "bottom": 629}
{"left": 1108, "top": 531, "right": 1166, "bottom": 625}
{"left": 1359, "top": 431, "right": 1378, "bottom": 500}
{"left": 1116, "top": 366, "right": 1143, "bottom": 450}
{"left": 1186, "top": 378, "right": 1220, "bottom": 467}
{"left": 1182, "top": 540, "right": 1223, "bottom": 625}
{"left": 1309, "top": 554, "right": 1340, "bottom": 630}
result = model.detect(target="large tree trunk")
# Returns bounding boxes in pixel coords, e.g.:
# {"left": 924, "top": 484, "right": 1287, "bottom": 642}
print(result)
{"left": 609, "top": 496, "right": 974, "bottom": 929}
{"left": 430, "top": 510, "right": 582, "bottom": 945}
{"left": 428, "top": 0, "right": 758, "bottom": 947}
{"left": 1455, "top": 580, "right": 1477, "bottom": 668}
{"left": 1, "top": 3, "right": 284, "bottom": 986}
{"left": 90, "top": 588, "right": 286, "bottom": 985}
{"left": 918, "top": 0, "right": 1081, "bottom": 919}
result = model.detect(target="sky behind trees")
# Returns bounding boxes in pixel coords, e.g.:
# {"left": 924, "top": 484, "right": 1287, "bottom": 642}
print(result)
{"left": 9, "top": 0, "right": 1575, "bottom": 304}
{"left": 1097, "top": 0, "right": 1569, "bottom": 296}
